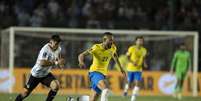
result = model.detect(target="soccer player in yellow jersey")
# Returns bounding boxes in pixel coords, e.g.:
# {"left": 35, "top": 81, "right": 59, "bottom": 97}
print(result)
{"left": 123, "top": 36, "right": 147, "bottom": 101}
{"left": 78, "top": 32, "right": 126, "bottom": 101}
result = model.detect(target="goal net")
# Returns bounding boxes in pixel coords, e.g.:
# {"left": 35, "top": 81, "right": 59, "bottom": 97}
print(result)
{"left": 0, "top": 27, "right": 199, "bottom": 96}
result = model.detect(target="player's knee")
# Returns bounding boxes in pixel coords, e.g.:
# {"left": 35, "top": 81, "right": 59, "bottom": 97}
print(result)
{"left": 21, "top": 88, "right": 31, "bottom": 97}
{"left": 50, "top": 80, "right": 60, "bottom": 91}
{"left": 90, "top": 93, "right": 99, "bottom": 101}
{"left": 90, "top": 97, "right": 97, "bottom": 101}
{"left": 98, "top": 80, "right": 107, "bottom": 90}
{"left": 134, "top": 81, "right": 140, "bottom": 86}
{"left": 90, "top": 96, "right": 95, "bottom": 101}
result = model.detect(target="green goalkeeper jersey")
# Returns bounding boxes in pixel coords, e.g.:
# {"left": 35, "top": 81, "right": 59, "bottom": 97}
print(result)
{"left": 171, "top": 50, "right": 191, "bottom": 73}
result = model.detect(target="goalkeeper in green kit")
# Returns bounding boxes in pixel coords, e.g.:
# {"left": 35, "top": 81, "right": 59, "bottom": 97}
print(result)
{"left": 170, "top": 43, "right": 191, "bottom": 100}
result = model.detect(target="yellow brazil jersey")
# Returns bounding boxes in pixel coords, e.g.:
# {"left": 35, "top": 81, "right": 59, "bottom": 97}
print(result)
{"left": 88, "top": 43, "right": 116, "bottom": 75}
{"left": 127, "top": 45, "right": 147, "bottom": 72}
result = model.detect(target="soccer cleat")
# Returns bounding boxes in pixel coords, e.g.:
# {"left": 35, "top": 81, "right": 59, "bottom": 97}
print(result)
{"left": 131, "top": 94, "right": 136, "bottom": 101}
{"left": 67, "top": 96, "right": 74, "bottom": 101}
{"left": 177, "top": 93, "right": 182, "bottom": 100}
{"left": 172, "top": 92, "right": 177, "bottom": 98}
{"left": 123, "top": 92, "right": 128, "bottom": 96}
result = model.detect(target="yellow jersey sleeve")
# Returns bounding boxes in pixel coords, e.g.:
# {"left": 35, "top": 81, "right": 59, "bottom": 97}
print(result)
{"left": 126, "top": 46, "right": 133, "bottom": 56}
{"left": 87, "top": 44, "right": 97, "bottom": 54}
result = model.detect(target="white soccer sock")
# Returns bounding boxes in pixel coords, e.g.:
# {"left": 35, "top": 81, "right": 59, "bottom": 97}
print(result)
{"left": 124, "top": 83, "right": 129, "bottom": 92}
{"left": 101, "top": 89, "right": 109, "bottom": 101}
{"left": 131, "top": 86, "right": 140, "bottom": 101}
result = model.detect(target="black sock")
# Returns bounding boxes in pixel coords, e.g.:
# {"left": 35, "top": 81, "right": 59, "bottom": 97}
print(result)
{"left": 46, "top": 90, "right": 57, "bottom": 101}
{"left": 15, "top": 94, "right": 23, "bottom": 101}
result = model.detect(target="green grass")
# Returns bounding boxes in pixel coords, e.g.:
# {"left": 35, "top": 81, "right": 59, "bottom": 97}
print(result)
{"left": 0, "top": 93, "right": 201, "bottom": 101}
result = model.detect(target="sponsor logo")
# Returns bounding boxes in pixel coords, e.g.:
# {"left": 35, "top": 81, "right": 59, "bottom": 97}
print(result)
{"left": 158, "top": 73, "right": 177, "bottom": 95}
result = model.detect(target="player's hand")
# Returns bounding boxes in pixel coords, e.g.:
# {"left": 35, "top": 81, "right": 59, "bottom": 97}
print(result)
{"left": 79, "top": 62, "right": 86, "bottom": 68}
{"left": 121, "top": 69, "right": 127, "bottom": 78}
{"left": 144, "top": 63, "right": 148, "bottom": 69}
{"left": 121, "top": 70, "right": 127, "bottom": 83}
{"left": 170, "top": 70, "right": 174, "bottom": 75}
{"left": 58, "top": 58, "right": 65, "bottom": 65}
{"left": 187, "top": 71, "right": 192, "bottom": 76}
{"left": 57, "top": 58, "right": 65, "bottom": 69}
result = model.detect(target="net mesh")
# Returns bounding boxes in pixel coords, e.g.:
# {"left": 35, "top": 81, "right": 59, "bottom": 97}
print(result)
{"left": 0, "top": 29, "right": 194, "bottom": 71}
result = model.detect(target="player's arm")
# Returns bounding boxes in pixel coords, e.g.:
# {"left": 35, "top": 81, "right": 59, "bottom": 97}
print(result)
{"left": 113, "top": 52, "right": 126, "bottom": 77}
{"left": 57, "top": 52, "right": 65, "bottom": 68}
{"left": 40, "top": 60, "right": 57, "bottom": 67}
{"left": 40, "top": 47, "right": 65, "bottom": 67}
{"left": 187, "top": 52, "right": 192, "bottom": 75}
{"left": 142, "top": 49, "right": 148, "bottom": 69}
{"left": 143, "top": 54, "right": 148, "bottom": 69}
{"left": 78, "top": 50, "right": 90, "bottom": 68}
{"left": 79, "top": 45, "right": 96, "bottom": 68}
{"left": 39, "top": 49, "right": 58, "bottom": 67}
{"left": 170, "top": 52, "right": 177, "bottom": 74}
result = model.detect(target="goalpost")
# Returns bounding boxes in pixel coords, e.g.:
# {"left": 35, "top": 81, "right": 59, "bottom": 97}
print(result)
{"left": 0, "top": 27, "right": 199, "bottom": 96}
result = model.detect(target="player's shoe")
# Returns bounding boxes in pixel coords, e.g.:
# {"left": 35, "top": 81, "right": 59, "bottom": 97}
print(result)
{"left": 131, "top": 94, "right": 137, "bottom": 101}
{"left": 123, "top": 92, "right": 128, "bottom": 96}
{"left": 172, "top": 93, "right": 177, "bottom": 98}
{"left": 177, "top": 93, "right": 182, "bottom": 100}
{"left": 67, "top": 96, "right": 74, "bottom": 101}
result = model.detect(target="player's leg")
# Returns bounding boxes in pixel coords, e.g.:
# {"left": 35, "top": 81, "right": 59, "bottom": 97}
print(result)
{"left": 123, "top": 72, "right": 133, "bottom": 96}
{"left": 176, "top": 78, "right": 182, "bottom": 99}
{"left": 89, "top": 72, "right": 108, "bottom": 101}
{"left": 41, "top": 73, "right": 60, "bottom": 101}
{"left": 123, "top": 83, "right": 129, "bottom": 96}
{"left": 177, "top": 72, "right": 187, "bottom": 100}
{"left": 15, "top": 75, "right": 40, "bottom": 101}
{"left": 180, "top": 72, "right": 186, "bottom": 90}
{"left": 89, "top": 72, "right": 103, "bottom": 101}
{"left": 175, "top": 72, "right": 182, "bottom": 92}
{"left": 90, "top": 89, "right": 100, "bottom": 101}
{"left": 131, "top": 72, "right": 142, "bottom": 101}
{"left": 172, "top": 71, "right": 184, "bottom": 99}
{"left": 97, "top": 80, "right": 109, "bottom": 101}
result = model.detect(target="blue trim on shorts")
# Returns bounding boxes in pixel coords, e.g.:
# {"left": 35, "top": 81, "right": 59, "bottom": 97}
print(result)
{"left": 88, "top": 71, "right": 106, "bottom": 94}
{"left": 127, "top": 71, "right": 142, "bottom": 83}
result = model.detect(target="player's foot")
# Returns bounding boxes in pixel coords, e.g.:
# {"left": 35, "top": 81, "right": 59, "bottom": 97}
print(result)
{"left": 123, "top": 92, "right": 128, "bottom": 96}
{"left": 172, "top": 93, "right": 177, "bottom": 98}
{"left": 131, "top": 95, "right": 136, "bottom": 101}
{"left": 177, "top": 93, "right": 182, "bottom": 100}
{"left": 67, "top": 96, "right": 74, "bottom": 101}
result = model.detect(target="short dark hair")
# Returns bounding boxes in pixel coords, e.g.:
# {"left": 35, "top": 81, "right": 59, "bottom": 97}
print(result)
{"left": 178, "top": 42, "right": 186, "bottom": 48}
{"left": 51, "top": 34, "right": 61, "bottom": 42}
{"left": 104, "top": 32, "right": 113, "bottom": 36}
{"left": 135, "top": 36, "right": 144, "bottom": 41}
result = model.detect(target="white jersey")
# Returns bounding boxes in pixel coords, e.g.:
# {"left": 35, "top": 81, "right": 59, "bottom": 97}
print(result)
{"left": 31, "top": 43, "right": 61, "bottom": 78}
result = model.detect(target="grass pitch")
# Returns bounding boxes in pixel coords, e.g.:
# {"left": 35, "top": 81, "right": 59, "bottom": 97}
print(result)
{"left": 0, "top": 93, "right": 201, "bottom": 101}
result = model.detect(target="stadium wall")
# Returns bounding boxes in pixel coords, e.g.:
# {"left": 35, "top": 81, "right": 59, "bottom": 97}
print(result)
{"left": 0, "top": 68, "right": 201, "bottom": 96}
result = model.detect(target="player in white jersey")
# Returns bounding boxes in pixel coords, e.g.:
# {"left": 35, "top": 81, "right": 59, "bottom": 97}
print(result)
{"left": 15, "top": 35, "right": 65, "bottom": 101}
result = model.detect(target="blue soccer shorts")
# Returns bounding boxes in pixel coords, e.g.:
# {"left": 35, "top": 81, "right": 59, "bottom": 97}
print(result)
{"left": 88, "top": 71, "right": 106, "bottom": 94}
{"left": 127, "top": 71, "right": 142, "bottom": 83}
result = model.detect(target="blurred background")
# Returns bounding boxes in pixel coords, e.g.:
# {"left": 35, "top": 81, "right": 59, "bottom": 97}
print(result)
{"left": 0, "top": 0, "right": 200, "bottom": 70}
{"left": 0, "top": 0, "right": 201, "bottom": 100}
{"left": 0, "top": 0, "right": 201, "bottom": 30}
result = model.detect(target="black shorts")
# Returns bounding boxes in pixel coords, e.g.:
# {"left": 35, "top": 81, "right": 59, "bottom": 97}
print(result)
{"left": 25, "top": 73, "right": 56, "bottom": 91}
